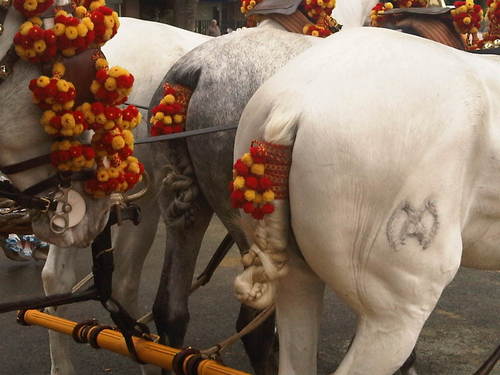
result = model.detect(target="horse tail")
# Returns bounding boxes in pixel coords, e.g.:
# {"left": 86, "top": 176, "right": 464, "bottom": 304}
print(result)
{"left": 153, "top": 63, "right": 202, "bottom": 228}
{"left": 234, "top": 102, "right": 300, "bottom": 309}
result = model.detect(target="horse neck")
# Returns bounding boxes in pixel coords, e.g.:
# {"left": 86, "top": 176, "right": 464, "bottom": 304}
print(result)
{"left": 0, "top": 61, "right": 54, "bottom": 190}
{"left": 332, "top": 0, "right": 379, "bottom": 27}
{"left": 1, "top": 7, "right": 23, "bottom": 60}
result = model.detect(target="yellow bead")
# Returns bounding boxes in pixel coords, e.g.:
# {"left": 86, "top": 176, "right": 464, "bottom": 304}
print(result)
{"left": 233, "top": 176, "right": 245, "bottom": 190}
{"left": 65, "top": 26, "right": 78, "bottom": 40}
{"left": 173, "top": 114, "right": 184, "bottom": 124}
{"left": 163, "top": 115, "right": 173, "bottom": 125}
{"left": 241, "top": 153, "right": 253, "bottom": 167}
{"left": 97, "top": 170, "right": 109, "bottom": 182}
{"left": 244, "top": 189, "right": 256, "bottom": 201}
{"left": 104, "top": 77, "right": 117, "bottom": 91}
{"left": 53, "top": 23, "right": 65, "bottom": 36}
{"left": 77, "top": 23, "right": 88, "bottom": 37}
{"left": 36, "top": 75, "right": 50, "bottom": 88}
{"left": 112, "top": 136, "right": 125, "bottom": 150}
{"left": 90, "top": 80, "right": 100, "bottom": 94}
{"left": 56, "top": 79, "right": 70, "bottom": 92}
{"left": 96, "top": 113, "right": 107, "bottom": 124}
{"left": 250, "top": 163, "right": 265, "bottom": 175}
{"left": 262, "top": 190, "right": 275, "bottom": 202}
{"left": 163, "top": 94, "right": 175, "bottom": 105}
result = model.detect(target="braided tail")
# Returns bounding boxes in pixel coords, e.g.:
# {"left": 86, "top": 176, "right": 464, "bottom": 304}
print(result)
{"left": 233, "top": 104, "right": 299, "bottom": 309}
{"left": 159, "top": 140, "right": 199, "bottom": 228}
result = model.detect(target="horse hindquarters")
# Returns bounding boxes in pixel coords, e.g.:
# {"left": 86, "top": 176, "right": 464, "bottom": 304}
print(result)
{"left": 288, "top": 123, "right": 463, "bottom": 375}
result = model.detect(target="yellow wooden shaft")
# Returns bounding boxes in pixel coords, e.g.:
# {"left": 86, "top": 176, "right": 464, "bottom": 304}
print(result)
{"left": 23, "top": 310, "right": 250, "bottom": 375}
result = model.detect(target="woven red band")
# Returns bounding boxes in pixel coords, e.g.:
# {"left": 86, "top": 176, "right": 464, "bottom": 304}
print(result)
{"left": 251, "top": 140, "right": 292, "bottom": 200}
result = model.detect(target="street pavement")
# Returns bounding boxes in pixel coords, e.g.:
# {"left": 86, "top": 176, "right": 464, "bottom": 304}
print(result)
{"left": 0, "top": 217, "right": 498, "bottom": 374}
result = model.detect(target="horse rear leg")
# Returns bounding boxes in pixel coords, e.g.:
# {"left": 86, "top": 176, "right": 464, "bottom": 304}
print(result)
{"left": 274, "top": 250, "right": 325, "bottom": 375}
{"left": 42, "top": 245, "right": 78, "bottom": 375}
{"left": 328, "top": 236, "right": 462, "bottom": 375}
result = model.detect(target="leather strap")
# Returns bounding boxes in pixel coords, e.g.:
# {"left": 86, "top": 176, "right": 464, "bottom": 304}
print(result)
{"left": 265, "top": 10, "right": 312, "bottom": 34}
{"left": 22, "top": 169, "right": 94, "bottom": 195}
{"left": 0, "top": 154, "right": 51, "bottom": 175}
{"left": 393, "top": 16, "right": 466, "bottom": 50}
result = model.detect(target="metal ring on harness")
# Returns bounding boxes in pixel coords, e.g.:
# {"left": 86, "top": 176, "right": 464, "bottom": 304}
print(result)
{"left": 88, "top": 325, "right": 114, "bottom": 349}
{"left": 172, "top": 347, "right": 200, "bottom": 375}
{"left": 71, "top": 319, "right": 99, "bottom": 344}
{"left": 49, "top": 212, "right": 69, "bottom": 234}
{"left": 185, "top": 353, "right": 204, "bottom": 375}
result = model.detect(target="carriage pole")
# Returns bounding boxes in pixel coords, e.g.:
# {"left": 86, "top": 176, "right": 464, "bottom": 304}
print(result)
{"left": 19, "top": 309, "right": 250, "bottom": 375}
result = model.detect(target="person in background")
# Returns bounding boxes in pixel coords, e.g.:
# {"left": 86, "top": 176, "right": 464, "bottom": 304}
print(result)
{"left": 207, "top": 19, "right": 221, "bottom": 36}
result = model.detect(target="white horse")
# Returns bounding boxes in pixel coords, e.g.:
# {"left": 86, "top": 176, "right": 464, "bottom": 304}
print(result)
{"left": 0, "top": 9, "right": 208, "bottom": 375}
{"left": 234, "top": 26, "right": 500, "bottom": 375}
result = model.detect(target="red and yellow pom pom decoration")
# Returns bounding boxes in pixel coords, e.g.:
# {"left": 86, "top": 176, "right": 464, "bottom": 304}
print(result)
{"left": 240, "top": 0, "right": 340, "bottom": 37}
{"left": 370, "top": 0, "right": 427, "bottom": 27}
{"left": 370, "top": 2, "right": 394, "bottom": 26}
{"left": 29, "top": 75, "right": 76, "bottom": 112}
{"left": 240, "top": 0, "right": 263, "bottom": 14}
{"left": 300, "top": 0, "right": 339, "bottom": 37}
{"left": 13, "top": 0, "right": 119, "bottom": 61}
{"left": 39, "top": 109, "right": 88, "bottom": 136}
{"left": 13, "top": 18, "right": 58, "bottom": 63}
{"left": 451, "top": 0, "right": 483, "bottom": 34}
{"left": 230, "top": 140, "right": 292, "bottom": 220}
{"left": 89, "top": 6, "right": 120, "bottom": 46}
{"left": 14, "top": 0, "right": 143, "bottom": 200}
{"left": 50, "top": 140, "right": 95, "bottom": 171}
{"left": 52, "top": 10, "right": 95, "bottom": 57}
{"left": 13, "top": 0, "right": 53, "bottom": 18}
{"left": 150, "top": 83, "right": 192, "bottom": 136}
{"left": 85, "top": 156, "right": 144, "bottom": 198}
{"left": 480, "top": 0, "right": 500, "bottom": 48}
{"left": 90, "top": 65, "right": 134, "bottom": 105}
{"left": 301, "top": 0, "right": 336, "bottom": 21}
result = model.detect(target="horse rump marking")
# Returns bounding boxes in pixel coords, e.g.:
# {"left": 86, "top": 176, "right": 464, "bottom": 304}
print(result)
{"left": 386, "top": 199, "right": 439, "bottom": 250}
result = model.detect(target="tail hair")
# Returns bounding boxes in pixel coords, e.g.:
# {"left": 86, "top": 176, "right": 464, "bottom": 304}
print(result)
{"left": 234, "top": 103, "right": 299, "bottom": 309}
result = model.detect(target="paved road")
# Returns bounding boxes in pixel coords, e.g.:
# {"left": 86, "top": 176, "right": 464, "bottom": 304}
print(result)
{"left": 0, "top": 218, "right": 498, "bottom": 375}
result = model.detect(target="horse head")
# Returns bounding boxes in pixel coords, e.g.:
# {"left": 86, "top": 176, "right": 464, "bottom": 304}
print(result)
{"left": 0, "top": 4, "right": 115, "bottom": 248}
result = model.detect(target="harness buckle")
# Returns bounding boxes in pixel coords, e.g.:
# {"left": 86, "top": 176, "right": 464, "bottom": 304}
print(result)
{"left": 39, "top": 197, "right": 52, "bottom": 213}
